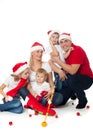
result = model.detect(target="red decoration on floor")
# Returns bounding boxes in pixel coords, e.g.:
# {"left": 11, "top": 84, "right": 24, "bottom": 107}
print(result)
{"left": 29, "top": 114, "right": 32, "bottom": 117}
{"left": 86, "top": 105, "right": 90, "bottom": 109}
{"left": 9, "top": 121, "right": 13, "bottom": 126}
{"left": 55, "top": 114, "right": 58, "bottom": 118}
{"left": 72, "top": 102, "right": 74, "bottom": 105}
{"left": 35, "top": 111, "right": 38, "bottom": 115}
{"left": 76, "top": 112, "right": 81, "bottom": 116}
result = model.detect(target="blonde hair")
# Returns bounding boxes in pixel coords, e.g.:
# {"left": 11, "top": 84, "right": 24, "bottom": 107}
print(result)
{"left": 29, "top": 52, "right": 42, "bottom": 69}
{"left": 36, "top": 68, "right": 47, "bottom": 79}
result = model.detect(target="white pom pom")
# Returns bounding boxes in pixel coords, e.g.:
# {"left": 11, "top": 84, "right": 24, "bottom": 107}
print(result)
{"left": 28, "top": 109, "right": 35, "bottom": 115}
{"left": 24, "top": 96, "right": 29, "bottom": 105}
{"left": 8, "top": 96, "right": 13, "bottom": 101}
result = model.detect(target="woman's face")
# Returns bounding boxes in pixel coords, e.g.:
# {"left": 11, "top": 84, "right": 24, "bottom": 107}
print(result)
{"left": 59, "top": 39, "right": 72, "bottom": 52}
{"left": 31, "top": 50, "right": 43, "bottom": 61}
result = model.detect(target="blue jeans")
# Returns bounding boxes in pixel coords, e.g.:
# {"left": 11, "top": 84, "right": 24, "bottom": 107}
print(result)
{"left": 41, "top": 97, "right": 47, "bottom": 106}
{"left": 0, "top": 97, "right": 23, "bottom": 114}
{"left": 54, "top": 72, "right": 63, "bottom": 91}
{"left": 19, "top": 87, "right": 63, "bottom": 106}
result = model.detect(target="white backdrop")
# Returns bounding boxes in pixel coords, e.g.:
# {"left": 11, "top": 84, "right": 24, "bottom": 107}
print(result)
{"left": 0, "top": 0, "right": 93, "bottom": 84}
{"left": 0, "top": 1, "right": 93, "bottom": 129}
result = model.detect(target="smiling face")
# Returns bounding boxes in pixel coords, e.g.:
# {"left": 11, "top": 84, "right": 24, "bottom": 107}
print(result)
{"left": 59, "top": 39, "right": 72, "bottom": 52}
{"left": 19, "top": 68, "right": 30, "bottom": 79}
{"left": 36, "top": 72, "right": 46, "bottom": 84}
{"left": 31, "top": 49, "right": 43, "bottom": 61}
{"left": 50, "top": 33, "right": 59, "bottom": 45}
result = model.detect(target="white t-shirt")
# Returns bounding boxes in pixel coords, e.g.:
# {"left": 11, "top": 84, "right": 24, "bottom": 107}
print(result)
{"left": 45, "top": 44, "right": 65, "bottom": 68}
{"left": 31, "top": 81, "right": 50, "bottom": 96}
{"left": 3, "top": 75, "right": 20, "bottom": 93}
{"left": 29, "top": 62, "right": 51, "bottom": 83}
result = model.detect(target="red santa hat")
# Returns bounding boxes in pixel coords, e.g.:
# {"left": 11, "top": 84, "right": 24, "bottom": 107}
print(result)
{"left": 59, "top": 33, "right": 72, "bottom": 42}
{"left": 30, "top": 42, "right": 44, "bottom": 53}
{"left": 47, "top": 30, "right": 60, "bottom": 38}
{"left": 12, "top": 62, "right": 29, "bottom": 75}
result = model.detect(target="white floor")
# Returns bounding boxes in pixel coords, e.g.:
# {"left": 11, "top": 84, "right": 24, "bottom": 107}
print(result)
{"left": 0, "top": 85, "right": 93, "bottom": 130}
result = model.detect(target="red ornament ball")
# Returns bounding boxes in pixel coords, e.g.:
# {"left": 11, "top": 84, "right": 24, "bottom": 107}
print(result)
{"left": 35, "top": 111, "right": 38, "bottom": 115}
{"left": 76, "top": 112, "right": 81, "bottom": 116}
{"left": 86, "top": 105, "right": 90, "bottom": 109}
{"left": 55, "top": 114, "right": 58, "bottom": 118}
{"left": 29, "top": 114, "right": 32, "bottom": 117}
{"left": 9, "top": 121, "right": 13, "bottom": 126}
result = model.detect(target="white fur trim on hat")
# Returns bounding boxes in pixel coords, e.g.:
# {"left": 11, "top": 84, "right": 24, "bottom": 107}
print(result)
{"left": 13, "top": 64, "right": 29, "bottom": 75}
{"left": 30, "top": 46, "right": 44, "bottom": 53}
{"left": 59, "top": 33, "right": 72, "bottom": 42}
{"left": 48, "top": 30, "right": 60, "bottom": 38}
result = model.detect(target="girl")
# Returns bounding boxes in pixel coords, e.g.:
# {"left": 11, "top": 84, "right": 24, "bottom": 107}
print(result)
{"left": 0, "top": 62, "right": 29, "bottom": 113}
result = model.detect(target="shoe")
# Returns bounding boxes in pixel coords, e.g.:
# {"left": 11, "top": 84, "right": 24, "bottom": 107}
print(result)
{"left": 76, "top": 98, "right": 88, "bottom": 109}
{"left": 71, "top": 93, "right": 77, "bottom": 100}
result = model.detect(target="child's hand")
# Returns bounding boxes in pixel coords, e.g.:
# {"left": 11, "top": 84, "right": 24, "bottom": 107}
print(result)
{"left": 36, "top": 95, "right": 42, "bottom": 102}
{"left": 5, "top": 96, "right": 13, "bottom": 102}
{"left": 70, "top": 47, "right": 74, "bottom": 51}
{"left": 40, "top": 91, "right": 48, "bottom": 97}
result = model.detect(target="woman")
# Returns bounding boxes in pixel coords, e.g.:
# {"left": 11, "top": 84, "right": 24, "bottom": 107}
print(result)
{"left": 50, "top": 33, "right": 93, "bottom": 109}
{"left": 19, "top": 42, "right": 63, "bottom": 112}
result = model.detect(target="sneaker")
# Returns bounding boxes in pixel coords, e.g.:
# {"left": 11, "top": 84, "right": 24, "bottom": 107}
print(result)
{"left": 76, "top": 98, "right": 88, "bottom": 109}
{"left": 71, "top": 93, "right": 77, "bottom": 100}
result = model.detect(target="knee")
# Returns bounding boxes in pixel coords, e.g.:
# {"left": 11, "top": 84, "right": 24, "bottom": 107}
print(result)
{"left": 15, "top": 106, "right": 23, "bottom": 114}
{"left": 52, "top": 92, "right": 63, "bottom": 106}
{"left": 13, "top": 99, "right": 22, "bottom": 107}
{"left": 19, "top": 87, "right": 29, "bottom": 100}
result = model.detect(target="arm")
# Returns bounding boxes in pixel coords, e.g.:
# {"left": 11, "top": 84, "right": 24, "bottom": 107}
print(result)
{"left": 49, "top": 40, "right": 59, "bottom": 56}
{"left": 47, "top": 72, "right": 55, "bottom": 95}
{"left": 0, "top": 84, "right": 7, "bottom": 98}
{"left": 0, "top": 84, "right": 12, "bottom": 102}
{"left": 54, "top": 57, "right": 80, "bottom": 75}
{"left": 27, "top": 83, "right": 37, "bottom": 97}
{"left": 49, "top": 59, "right": 67, "bottom": 80}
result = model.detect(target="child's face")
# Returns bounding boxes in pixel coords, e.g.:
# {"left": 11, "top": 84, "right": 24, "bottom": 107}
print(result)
{"left": 20, "top": 68, "right": 30, "bottom": 79}
{"left": 36, "top": 73, "right": 45, "bottom": 83}
{"left": 50, "top": 33, "right": 59, "bottom": 45}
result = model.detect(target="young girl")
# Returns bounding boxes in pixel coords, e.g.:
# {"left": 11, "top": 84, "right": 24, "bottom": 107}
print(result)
{"left": 30, "top": 68, "right": 50, "bottom": 106}
{"left": 0, "top": 62, "right": 29, "bottom": 114}
{"left": 47, "top": 30, "right": 73, "bottom": 91}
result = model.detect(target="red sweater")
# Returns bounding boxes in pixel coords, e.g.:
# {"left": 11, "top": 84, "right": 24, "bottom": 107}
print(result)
{"left": 66, "top": 44, "right": 93, "bottom": 78}
{"left": 6, "top": 78, "right": 27, "bottom": 97}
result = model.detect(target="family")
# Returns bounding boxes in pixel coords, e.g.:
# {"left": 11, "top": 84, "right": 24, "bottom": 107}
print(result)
{"left": 0, "top": 30, "right": 93, "bottom": 116}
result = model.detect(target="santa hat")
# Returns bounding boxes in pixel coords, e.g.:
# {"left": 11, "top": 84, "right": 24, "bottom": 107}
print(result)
{"left": 12, "top": 62, "right": 29, "bottom": 75}
{"left": 31, "top": 42, "right": 44, "bottom": 53}
{"left": 47, "top": 30, "right": 60, "bottom": 38}
{"left": 59, "top": 33, "right": 72, "bottom": 42}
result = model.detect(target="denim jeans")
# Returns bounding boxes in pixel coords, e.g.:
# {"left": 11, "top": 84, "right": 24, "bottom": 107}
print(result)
{"left": 19, "top": 87, "right": 63, "bottom": 106}
{"left": 41, "top": 97, "right": 47, "bottom": 106}
{"left": 0, "top": 97, "right": 23, "bottom": 114}
{"left": 54, "top": 72, "right": 63, "bottom": 91}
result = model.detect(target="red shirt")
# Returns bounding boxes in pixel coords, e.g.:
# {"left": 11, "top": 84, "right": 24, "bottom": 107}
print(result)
{"left": 65, "top": 44, "right": 93, "bottom": 78}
